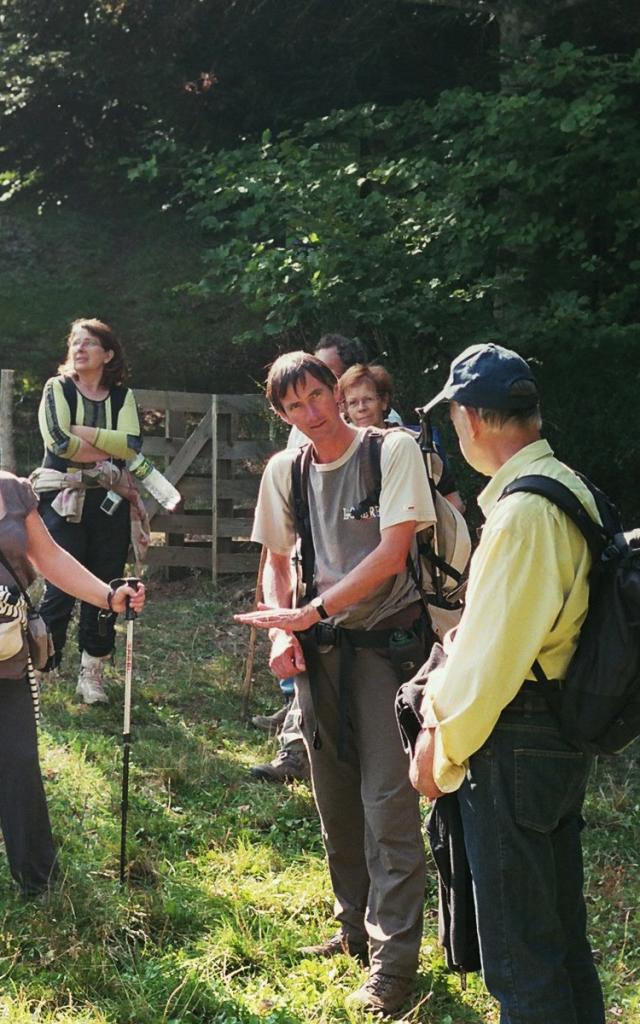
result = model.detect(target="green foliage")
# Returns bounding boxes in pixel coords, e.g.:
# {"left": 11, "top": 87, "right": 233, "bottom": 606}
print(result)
{"left": 0, "top": 578, "right": 638, "bottom": 1022}
{"left": 129, "top": 43, "right": 640, "bottom": 517}
{"left": 140, "top": 44, "right": 640, "bottom": 355}
{"left": 0, "top": 0, "right": 491, "bottom": 192}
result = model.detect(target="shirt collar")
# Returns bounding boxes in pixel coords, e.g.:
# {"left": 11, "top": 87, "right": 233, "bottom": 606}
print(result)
{"left": 478, "top": 438, "right": 554, "bottom": 517}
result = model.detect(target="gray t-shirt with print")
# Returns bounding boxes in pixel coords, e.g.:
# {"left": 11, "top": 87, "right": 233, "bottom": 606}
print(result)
{"left": 252, "top": 429, "right": 435, "bottom": 629}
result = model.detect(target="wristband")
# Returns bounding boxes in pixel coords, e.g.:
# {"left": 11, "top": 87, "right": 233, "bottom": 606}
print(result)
{"left": 106, "top": 587, "right": 116, "bottom": 613}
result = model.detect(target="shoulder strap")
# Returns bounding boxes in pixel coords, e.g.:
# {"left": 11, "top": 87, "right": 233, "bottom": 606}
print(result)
{"left": 0, "top": 549, "right": 35, "bottom": 611}
{"left": 502, "top": 473, "right": 611, "bottom": 691}
{"left": 500, "top": 474, "right": 609, "bottom": 560}
{"left": 59, "top": 377, "right": 128, "bottom": 427}
{"left": 60, "top": 375, "right": 78, "bottom": 422}
{"left": 108, "top": 384, "right": 128, "bottom": 424}
{"left": 292, "top": 443, "right": 316, "bottom": 602}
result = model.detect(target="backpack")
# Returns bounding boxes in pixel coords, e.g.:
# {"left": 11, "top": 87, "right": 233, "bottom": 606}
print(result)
{"left": 500, "top": 474, "right": 640, "bottom": 755}
{"left": 292, "top": 425, "right": 472, "bottom": 641}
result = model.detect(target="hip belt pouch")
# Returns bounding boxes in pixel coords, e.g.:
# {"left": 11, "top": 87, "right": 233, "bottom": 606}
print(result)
{"left": 27, "top": 610, "right": 54, "bottom": 670}
{"left": 0, "top": 551, "right": 53, "bottom": 671}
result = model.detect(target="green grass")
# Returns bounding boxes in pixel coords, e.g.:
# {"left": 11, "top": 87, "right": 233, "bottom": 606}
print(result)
{"left": 1, "top": 577, "right": 638, "bottom": 1022}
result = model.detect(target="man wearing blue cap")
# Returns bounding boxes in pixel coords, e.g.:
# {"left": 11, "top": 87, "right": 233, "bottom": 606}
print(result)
{"left": 411, "top": 343, "right": 604, "bottom": 1024}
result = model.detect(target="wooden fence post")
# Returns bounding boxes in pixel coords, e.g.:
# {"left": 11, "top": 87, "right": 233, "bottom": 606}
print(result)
{"left": 0, "top": 369, "right": 16, "bottom": 473}
{"left": 211, "top": 395, "right": 218, "bottom": 583}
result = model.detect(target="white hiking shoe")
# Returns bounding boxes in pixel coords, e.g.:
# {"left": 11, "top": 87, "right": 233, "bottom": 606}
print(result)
{"left": 76, "top": 652, "right": 110, "bottom": 704}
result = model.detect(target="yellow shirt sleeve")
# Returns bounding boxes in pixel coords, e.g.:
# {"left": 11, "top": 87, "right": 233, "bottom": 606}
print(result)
{"left": 423, "top": 507, "right": 568, "bottom": 792}
{"left": 93, "top": 389, "right": 142, "bottom": 459}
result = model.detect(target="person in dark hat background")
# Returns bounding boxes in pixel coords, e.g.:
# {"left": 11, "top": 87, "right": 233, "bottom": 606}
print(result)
{"left": 410, "top": 343, "right": 605, "bottom": 1024}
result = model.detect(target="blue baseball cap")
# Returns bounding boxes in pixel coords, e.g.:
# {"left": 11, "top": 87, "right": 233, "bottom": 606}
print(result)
{"left": 420, "top": 343, "right": 538, "bottom": 414}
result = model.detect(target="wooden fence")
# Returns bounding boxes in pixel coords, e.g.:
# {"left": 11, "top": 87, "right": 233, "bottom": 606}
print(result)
{"left": 135, "top": 390, "right": 277, "bottom": 580}
{"left": 0, "top": 371, "right": 277, "bottom": 580}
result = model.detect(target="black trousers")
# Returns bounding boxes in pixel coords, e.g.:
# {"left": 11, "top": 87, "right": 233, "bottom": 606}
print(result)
{"left": 0, "top": 677, "right": 57, "bottom": 894}
{"left": 38, "top": 488, "right": 131, "bottom": 664}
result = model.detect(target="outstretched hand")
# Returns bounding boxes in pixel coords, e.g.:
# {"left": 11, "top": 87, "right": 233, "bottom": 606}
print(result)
{"left": 234, "top": 603, "right": 314, "bottom": 678}
{"left": 234, "top": 601, "right": 319, "bottom": 634}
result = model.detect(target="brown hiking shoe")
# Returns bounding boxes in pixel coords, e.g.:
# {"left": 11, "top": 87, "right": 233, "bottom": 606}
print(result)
{"left": 249, "top": 748, "right": 310, "bottom": 783}
{"left": 346, "top": 971, "right": 414, "bottom": 1015}
{"left": 300, "top": 930, "right": 369, "bottom": 964}
{"left": 251, "top": 704, "right": 289, "bottom": 734}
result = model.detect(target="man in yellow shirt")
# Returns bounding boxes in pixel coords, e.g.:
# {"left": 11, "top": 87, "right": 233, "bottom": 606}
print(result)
{"left": 411, "top": 343, "right": 604, "bottom": 1024}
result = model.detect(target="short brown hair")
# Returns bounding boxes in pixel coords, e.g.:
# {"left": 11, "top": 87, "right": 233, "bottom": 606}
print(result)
{"left": 58, "top": 318, "right": 128, "bottom": 388}
{"left": 338, "top": 363, "right": 393, "bottom": 414}
{"left": 266, "top": 351, "right": 337, "bottom": 414}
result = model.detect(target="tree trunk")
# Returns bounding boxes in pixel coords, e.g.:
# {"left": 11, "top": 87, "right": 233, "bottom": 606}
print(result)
{"left": 0, "top": 369, "right": 16, "bottom": 473}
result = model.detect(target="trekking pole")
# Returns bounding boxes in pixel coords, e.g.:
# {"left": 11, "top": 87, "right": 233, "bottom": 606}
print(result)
{"left": 241, "top": 545, "right": 267, "bottom": 720}
{"left": 112, "top": 576, "right": 141, "bottom": 886}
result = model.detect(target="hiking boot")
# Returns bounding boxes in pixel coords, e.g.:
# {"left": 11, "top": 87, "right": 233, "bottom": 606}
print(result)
{"left": 251, "top": 703, "right": 289, "bottom": 734}
{"left": 300, "top": 930, "right": 368, "bottom": 964}
{"left": 76, "top": 651, "right": 109, "bottom": 704}
{"left": 346, "top": 971, "right": 415, "bottom": 1016}
{"left": 249, "top": 748, "right": 310, "bottom": 783}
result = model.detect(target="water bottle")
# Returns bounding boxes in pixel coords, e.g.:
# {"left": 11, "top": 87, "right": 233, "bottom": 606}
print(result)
{"left": 127, "top": 454, "right": 181, "bottom": 511}
{"left": 388, "top": 628, "right": 425, "bottom": 682}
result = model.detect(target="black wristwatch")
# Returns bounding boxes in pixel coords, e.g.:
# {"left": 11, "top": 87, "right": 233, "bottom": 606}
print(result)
{"left": 310, "top": 596, "right": 330, "bottom": 620}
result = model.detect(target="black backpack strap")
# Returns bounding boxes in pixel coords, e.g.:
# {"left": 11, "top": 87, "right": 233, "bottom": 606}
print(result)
{"left": 59, "top": 377, "right": 128, "bottom": 428}
{"left": 108, "top": 384, "right": 128, "bottom": 425}
{"left": 574, "top": 470, "right": 623, "bottom": 537}
{"left": 502, "top": 473, "right": 614, "bottom": 696}
{"left": 0, "top": 548, "right": 35, "bottom": 612}
{"left": 60, "top": 376, "right": 78, "bottom": 422}
{"left": 292, "top": 443, "right": 316, "bottom": 603}
{"left": 500, "top": 474, "right": 609, "bottom": 560}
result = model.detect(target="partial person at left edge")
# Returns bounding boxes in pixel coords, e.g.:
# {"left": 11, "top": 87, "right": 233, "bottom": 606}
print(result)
{"left": 0, "top": 468, "right": 145, "bottom": 896}
{"left": 33, "top": 318, "right": 144, "bottom": 704}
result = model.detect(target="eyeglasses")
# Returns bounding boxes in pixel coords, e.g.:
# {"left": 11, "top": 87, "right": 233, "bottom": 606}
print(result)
{"left": 70, "top": 337, "right": 103, "bottom": 349}
{"left": 345, "top": 396, "right": 380, "bottom": 411}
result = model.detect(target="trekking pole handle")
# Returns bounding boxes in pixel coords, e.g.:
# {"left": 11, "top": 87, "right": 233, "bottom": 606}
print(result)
{"left": 110, "top": 577, "right": 142, "bottom": 621}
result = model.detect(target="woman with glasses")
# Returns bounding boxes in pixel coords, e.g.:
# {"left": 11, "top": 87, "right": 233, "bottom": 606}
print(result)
{"left": 34, "top": 318, "right": 143, "bottom": 703}
{"left": 338, "top": 363, "right": 465, "bottom": 513}
{"left": 338, "top": 363, "right": 395, "bottom": 430}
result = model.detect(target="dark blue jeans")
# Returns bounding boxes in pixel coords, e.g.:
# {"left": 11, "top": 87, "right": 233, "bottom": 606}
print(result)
{"left": 457, "top": 689, "right": 604, "bottom": 1024}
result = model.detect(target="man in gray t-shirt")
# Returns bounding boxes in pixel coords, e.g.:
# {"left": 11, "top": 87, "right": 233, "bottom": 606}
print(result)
{"left": 236, "top": 351, "right": 434, "bottom": 1016}
{"left": 250, "top": 333, "right": 401, "bottom": 782}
